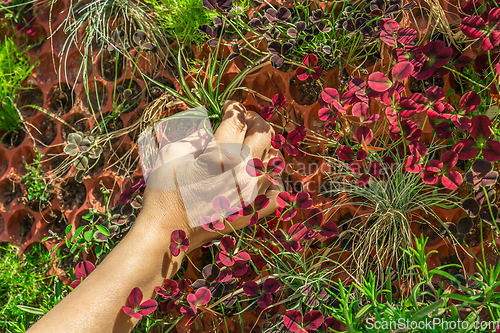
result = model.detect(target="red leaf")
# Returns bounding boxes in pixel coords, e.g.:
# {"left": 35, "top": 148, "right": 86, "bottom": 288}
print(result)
{"left": 355, "top": 126, "right": 373, "bottom": 145}
{"left": 440, "top": 150, "right": 458, "bottom": 170}
{"left": 368, "top": 72, "right": 392, "bottom": 92}
{"left": 392, "top": 61, "right": 414, "bottom": 81}
{"left": 246, "top": 158, "right": 265, "bottom": 177}
{"left": 302, "top": 53, "right": 318, "bottom": 67}
{"left": 421, "top": 170, "right": 440, "bottom": 184}
{"left": 303, "top": 310, "right": 324, "bottom": 330}
{"left": 460, "top": 16, "right": 486, "bottom": 38}
{"left": 352, "top": 102, "right": 370, "bottom": 120}
{"left": 267, "top": 157, "right": 285, "bottom": 175}
{"left": 322, "top": 88, "right": 339, "bottom": 104}
{"left": 453, "top": 139, "right": 480, "bottom": 160}
{"left": 470, "top": 115, "right": 493, "bottom": 141}
{"left": 283, "top": 310, "right": 302, "bottom": 332}
{"left": 74, "top": 261, "right": 95, "bottom": 280}
{"left": 442, "top": 171, "right": 462, "bottom": 190}
{"left": 271, "top": 134, "right": 286, "bottom": 149}
{"left": 483, "top": 140, "right": 500, "bottom": 162}
{"left": 272, "top": 93, "right": 286, "bottom": 108}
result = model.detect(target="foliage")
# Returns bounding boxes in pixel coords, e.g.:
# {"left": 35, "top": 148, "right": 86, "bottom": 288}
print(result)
{"left": 20, "top": 148, "right": 53, "bottom": 205}
{"left": 0, "top": 0, "right": 36, "bottom": 35}
{"left": 0, "top": 243, "right": 66, "bottom": 332}
{"left": 0, "top": 36, "right": 34, "bottom": 133}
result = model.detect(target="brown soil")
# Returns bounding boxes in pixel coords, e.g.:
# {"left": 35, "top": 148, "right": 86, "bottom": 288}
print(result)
{"left": 89, "top": 152, "right": 106, "bottom": 178}
{"left": 48, "top": 84, "right": 75, "bottom": 115}
{"left": 0, "top": 150, "right": 7, "bottom": 178}
{"left": 0, "top": 214, "right": 4, "bottom": 233}
{"left": 115, "top": 79, "right": 143, "bottom": 112}
{"left": 252, "top": 71, "right": 286, "bottom": 107}
{"left": 441, "top": 253, "right": 462, "bottom": 277}
{"left": 35, "top": 117, "right": 57, "bottom": 146}
{"left": 61, "top": 113, "right": 90, "bottom": 141}
{"left": 20, "top": 212, "right": 35, "bottom": 239}
{"left": 81, "top": 81, "right": 109, "bottom": 112}
{"left": 58, "top": 179, "right": 87, "bottom": 210}
{"left": 23, "top": 193, "right": 54, "bottom": 213}
{"left": 1, "top": 129, "right": 26, "bottom": 148}
{"left": 290, "top": 77, "right": 323, "bottom": 105}
{"left": 17, "top": 86, "right": 44, "bottom": 117}
{"left": 46, "top": 210, "right": 68, "bottom": 239}
{"left": 100, "top": 51, "right": 124, "bottom": 82}
{"left": 466, "top": 220, "right": 490, "bottom": 248}
{"left": 409, "top": 76, "right": 445, "bottom": 94}
{"left": 95, "top": 112, "right": 124, "bottom": 141}
{"left": 56, "top": 245, "right": 78, "bottom": 279}
{"left": 146, "top": 77, "right": 175, "bottom": 103}
{"left": 0, "top": 178, "right": 21, "bottom": 210}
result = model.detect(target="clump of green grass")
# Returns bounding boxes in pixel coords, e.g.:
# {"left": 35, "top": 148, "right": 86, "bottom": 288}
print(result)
{"left": 0, "top": 242, "right": 66, "bottom": 333}
{"left": 0, "top": 37, "right": 34, "bottom": 133}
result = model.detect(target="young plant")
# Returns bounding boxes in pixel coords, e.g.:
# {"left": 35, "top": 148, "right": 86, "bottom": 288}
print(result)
{"left": 20, "top": 148, "right": 54, "bottom": 206}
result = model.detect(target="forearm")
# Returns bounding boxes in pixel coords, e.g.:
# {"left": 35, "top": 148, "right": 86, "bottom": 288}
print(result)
{"left": 27, "top": 215, "right": 183, "bottom": 333}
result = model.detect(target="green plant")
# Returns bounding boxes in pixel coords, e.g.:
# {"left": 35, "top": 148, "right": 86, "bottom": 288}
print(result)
{"left": 146, "top": 0, "right": 219, "bottom": 45}
{"left": 0, "top": 36, "right": 34, "bottom": 133}
{"left": 20, "top": 148, "right": 53, "bottom": 205}
{"left": 323, "top": 142, "right": 461, "bottom": 285}
{"left": 0, "top": 242, "right": 67, "bottom": 332}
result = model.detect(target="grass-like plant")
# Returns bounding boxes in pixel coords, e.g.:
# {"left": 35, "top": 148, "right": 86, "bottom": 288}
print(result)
{"left": 0, "top": 243, "right": 66, "bottom": 333}
{"left": 322, "top": 142, "right": 461, "bottom": 285}
{"left": 0, "top": 37, "right": 34, "bottom": 133}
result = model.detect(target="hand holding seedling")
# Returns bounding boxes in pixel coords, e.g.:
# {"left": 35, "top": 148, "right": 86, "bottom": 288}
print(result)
{"left": 26, "top": 101, "right": 283, "bottom": 333}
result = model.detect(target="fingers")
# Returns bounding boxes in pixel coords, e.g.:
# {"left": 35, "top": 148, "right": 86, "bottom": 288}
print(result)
{"left": 243, "top": 111, "right": 275, "bottom": 161}
{"left": 214, "top": 101, "right": 247, "bottom": 144}
{"left": 158, "top": 128, "right": 211, "bottom": 164}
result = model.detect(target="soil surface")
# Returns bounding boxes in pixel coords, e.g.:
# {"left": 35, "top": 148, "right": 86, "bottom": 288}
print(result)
{"left": 58, "top": 179, "right": 86, "bottom": 210}
{"left": 290, "top": 77, "right": 323, "bottom": 105}
{"left": 20, "top": 212, "right": 35, "bottom": 239}
{"left": 1, "top": 129, "right": 26, "bottom": 148}
{"left": 146, "top": 77, "right": 175, "bottom": 103}
{"left": 116, "top": 79, "right": 143, "bottom": 113}
{"left": 82, "top": 81, "right": 109, "bottom": 112}
{"left": 18, "top": 86, "right": 44, "bottom": 117}
{"left": 101, "top": 51, "right": 124, "bottom": 82}
{"left": 409, "top": 76, "right": 445, "bottom": 94}
{"left": 36, "top": 117, "right": 57, "bottom": 146}
{"left": 0, "top": 178, "right": 21, "bottom": 210}
{"left": 46, "top": 210, "right": 68, "bottom": 239}
{"left": 61, "top": 113, "right": 90, "bottom": 141}
{"left": 49, "top": 84, "right": 75, "bottom": 115}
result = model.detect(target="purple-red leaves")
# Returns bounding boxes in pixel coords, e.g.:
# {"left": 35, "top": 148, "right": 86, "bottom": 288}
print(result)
{"left": 296, "top": 54, "right": 323, "bottom": 81}
{"left": 239, "top": 195, "right": 270, "bottom": 226}
{"left": 212, "top": 196, "right": 239, "bottom": 222}
{"left": 413, "top": 41, "right": 453, "bottom": 80}
{"left": 200, "top": 214, "right": 225, "bottom": 232}
{"left": 451, "top": 91, "right": 480, "bottom": 130}
{"left": 283, "top": 310, "right": 324, "bottom": 333}
{"left": 271, "top": 128, "right": 305, "bottom": 156}
{"left": 306, "top": 208, "right": 338, "bottom": 238}
{"left": 216, "top": 236, "right": 251, "bottom": 271}
{"left": 352, "top": 102, "right": 379, "bottom": 124}
{"left": 203, "top": 0, "right": 232, "bottom": 11}
{"left": 392, "top": 61, "right": 414, "bottom": 81}
{"left": 460, "top": 8, "right": 500, "bottom": 50}
{"left": 261, "top": 93, "right": 286, "bottom": 119}
{"left": 246, "top": 157, "right": 285, "bottom": 185}
{"left": 379, "top": 18, "right": 416, "bottom": 47}
{"left": 243, "top": 278, "right": 280, "bottom": 308}
{"left": 318, "top": 88, "right": 345, "bottom": 121}
{"left": 469, "top": 115, "right": 493, "bottom": 141}
{"left": 271, "top": 223, "right": 308, "bottom": 252}
{"left": 268, "top": 41, "right": 293, "bottom": 68}
{"left": 70, "top": 261, "right": 95, "bottom": 289}
{"left": 155, "top": 279, "right": 179, "bottom": 299}
{"left": 276, "top": 192, "right": 313, "bottom": 221}
{"left": 170, "top": 230, "right": 190, "bottom": 256}
{"left": 122, "top": 287, "right": 158, "bottom": 319}
{"left": 465, "top": 159, "right": 498, "bottom": 190}
{"left": 421, "top": 151, "right": 462, "bottom": 190}
{"left": 187, "top": 287, "right": 212, "bottom": 312}
{"left": 368, "top": 72, "right": 392, "bottom": 92}
{"left": 453, "top": 115, "right": 500, "bottom": 162}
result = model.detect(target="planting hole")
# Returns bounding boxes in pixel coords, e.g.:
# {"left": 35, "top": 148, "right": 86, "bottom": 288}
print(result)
{"left": 61, "top": 113, "right": 90, "bottom": 141}
{"left": 115, "top": 79, "right": 143, "bottom": 112}
{"left": 1, "top": 128, "right": 26, "bottom": 149}
{"left": 18, "top": 85, "right": 44, "bottom": 117}
{"left": 146, "top": 77, "right": 175, "bottom": 103}
{"left": 409, "top": 76, "right": 444, "bottom": 94}
{"left": 252, "top": 71, "right": 286, "bottom": 107}
{"left": 81, "top": 80, "right": 109, "bottom": 112}
{"left": 99, "top": 50, "right": 124, "bottom": 81}
{"left": 0, "top": 149, "right": 7, "bottom": 178}
{"left": 32, "top": 114, "right": 57, "bottom": 146}
{"left": 290, "top": 76, "right": 322, "bottom": 106}
{"left": 58, "top": 178, "right": 87, "bottom": 210}
{"left": 44, "top": 210, "right": 68, "bottom": 239}
{"left": 48, "top": 83, "right": 75, "bottom": 115}
{"left": 0, "top": 179, "right": 21, "bottom": 211}
{"left": 109, "top": 142, "right": 139, "bottom": 177}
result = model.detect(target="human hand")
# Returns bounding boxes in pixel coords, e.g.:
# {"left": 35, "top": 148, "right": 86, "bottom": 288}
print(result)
{"left": 137, "top": 101, "right": 283, "bottom": 252}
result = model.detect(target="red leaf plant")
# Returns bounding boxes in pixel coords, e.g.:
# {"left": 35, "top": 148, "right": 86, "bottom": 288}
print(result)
{"left": 421, "top": 150, "right": 463, "bottom": 190}
{"left": 296, "top": 54, "right": 323, "bottom": 81}
{"left": 271, "top": 126, "right": 307, "bottom": 156}
{"left": 283, "top": 310, "right": 324, "bottom": 333}
{"left": 271, "top": 223, "right": 308, "bottom": 252}
{"left": 351, "top": 160, "right": 382, "bottom": 187}
{"left": 261, "top": 93, "right": 286, "bottom": 120}
{"left": 155, "top": 279, "right": 180, "bottom": 300}
{"left": 246, "top": 157, "right": 285, "bottom": 185}
{"left": 215, "top": 236, "right": 251, "bottom": 276}
{"left": 453, "top": 115, "right": 500, "bottom": 162}
{"left": 379, "top": 18, "right": 417, "bottom": 47}
{"left": 306, "top": 208, "right": 338, "bottom": 238}
{"left": 318, "top": 88, "right": 345, "bottom": 122}
{"left": 122, "top": 287, "right": 158, "bottom": 319}
{"left": 170, "top": 230, "right": 190, "bottom": 256}
{"left": 238, "top": 194, "right": 270, "bottom": 226}
{"left": 275, "top": 191, "right": 313, "bottom": 221}
{"left": 180, "top": 287, "right": 212, "bottom": 325}
{"left": 243, "top": 278, "right": 280, "bottom": 309}
{"left": 70, "top": 260, "right": 95, "bottom": 289}
{"left": 200, "top": 196, "right": 240, "bottom": 232}
{"left": 461, "top": 8, "right": 500, "bottom": 50}
{"left": 412, "top": 41, "right": 453, "bottom": 80}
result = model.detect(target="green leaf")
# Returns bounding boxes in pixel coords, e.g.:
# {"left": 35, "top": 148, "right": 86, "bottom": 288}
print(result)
{"left": 67, "top": 132, "right": 83, "bottom": 145}
{"left": 71, "top": 226, "right": 86, "bottom": 242}
{"left": 409, "top": 299, "right": 444, "bottom": 322}
{"left": 444, "top": 293, "right": 481, "bottom": 305}
{"left": 16, "top": 305, "right": 46, "bottom": 315}
{"left": 78, "top": 138, "right": 93, "bottom": 153}
{"left": 82, "top": 213, "right": 93, "bottom": 222}
{"left": 74, "top": 155, "right": 88, "bottom": 170}
{"left": 84, "top": 230, "right": 94, "bottom": 242}
{"left": 95, "top": 245, "right": 103, "bottom": 257}
{"left": 88, "top": 146, "right": 103, "bottom": 159}
{"left": 75, "top": 170, "right": 85, "bottom": 183}
{"left": 458, "top": 311, "right": 478, "bottom": 333}
{"left": 63, "top": 143, "right": 79, "bottom": 156}
{"left": 96, "top": 225, "right": 110, "bottom": 236}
